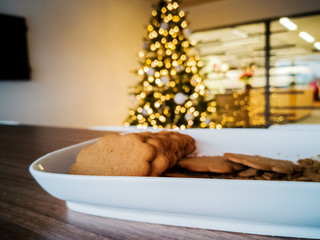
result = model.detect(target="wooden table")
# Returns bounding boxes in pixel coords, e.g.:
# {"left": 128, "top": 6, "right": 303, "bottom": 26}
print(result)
{"left": 0, "top": 124, "right": 308, "bottom": 240}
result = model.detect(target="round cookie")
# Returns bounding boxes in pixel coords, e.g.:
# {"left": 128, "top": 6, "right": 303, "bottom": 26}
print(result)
{"left": 223, "top": 153, "right": 302, "bottom": 174}
{"left": 177, "top": 156, "right": 245, "bottom": 173}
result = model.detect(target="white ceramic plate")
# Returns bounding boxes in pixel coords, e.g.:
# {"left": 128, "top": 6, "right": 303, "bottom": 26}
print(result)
{"left": 29, "top": 128, "right": 320, "bottom": 239}
{"left": 269, "top": 124, "right": 320, "bottom": 131}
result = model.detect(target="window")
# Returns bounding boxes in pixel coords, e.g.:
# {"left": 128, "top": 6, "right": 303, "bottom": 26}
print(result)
{"left": 190, "top": 12, "right": 320, "bottom": 127}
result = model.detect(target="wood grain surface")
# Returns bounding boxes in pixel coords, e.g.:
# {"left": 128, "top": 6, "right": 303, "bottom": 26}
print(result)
{"left": 0, "top": 124, "right": 311, "bottom": 240}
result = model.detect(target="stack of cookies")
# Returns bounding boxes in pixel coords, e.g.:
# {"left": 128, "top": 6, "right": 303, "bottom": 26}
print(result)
{"left": 163, "top": 153, "right": 320, "bottom": 182}
{"left": 69, "top": 130, "right": 196, "bottom": 177}
{"left": 69, "top": 130, "right": 320, "bottom": 182}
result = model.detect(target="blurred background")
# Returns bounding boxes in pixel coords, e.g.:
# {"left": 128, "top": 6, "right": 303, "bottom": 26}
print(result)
{"left": 0, "top": 0, "right": 319, "bottom": 128}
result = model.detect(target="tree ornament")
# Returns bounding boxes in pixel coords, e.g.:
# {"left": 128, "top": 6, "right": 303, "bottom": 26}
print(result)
{"left": 142, "top": 109, "right": 148, "bottom": 116}
{"left": 204, "top": 118, "right": 211, "bottom": 125}
{"left": 161, "top": 76, "right": 169, "bottom": 85}
{"left": 185, "top": 113, "right": 194, "bottom": 121}
{"left": 160, "top": 21, "right": 169, "bottom": 30}
{"left": 143, "top": 41, "right": 148, "bottom": 50}
{"left": 175, "top": 64, "right": 183, "bottom": 72}
{"left": 183, "top": 28, "right": 192, "bottom": 37}
{"left": 147, "top": 67, "right": 155, "bottom": 76}
{"left": 174, "top": 92, "right": 187, "bottom": 105}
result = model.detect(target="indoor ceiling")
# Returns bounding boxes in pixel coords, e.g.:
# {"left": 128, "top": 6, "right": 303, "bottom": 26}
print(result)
{"left": 190, "top": 14, "right": 320, "bottom": 68}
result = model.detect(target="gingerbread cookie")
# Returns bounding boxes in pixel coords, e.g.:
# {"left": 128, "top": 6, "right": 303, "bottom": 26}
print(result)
{"left": 177, "top": 156, "right": 245, "bottom": 173}
{"left": 223, "top": 153, "right": 302, "bottom": 174}
{"left": 69, "top": 133, "right": 156, "bottom": 176}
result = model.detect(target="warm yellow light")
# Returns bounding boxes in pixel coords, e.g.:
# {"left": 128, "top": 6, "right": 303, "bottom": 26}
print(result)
{"left": 139, "top": 51, "right": 144, "bottom": 58}
{"left": 144, "top": 103, "right": 150, "bottom": 110}
{"left": 182, "top": 41, "right": 189, "bottom": 48}
{"left": 159, "top": 28, "right": 165, "bottom": 35}
{"left": 181, "top": 55, "right": 186, "bottom": 61}
{"left": 166, "top": 49, "right": 172, "bottom": 55}
{"left": 138, "top": 69, "right": 144, "bottom": 75}
{"left": 200, "top": 116, "right": 206, "bottom": 122}
{"left": 179, "top": 11, "right": 185, "bottom": 17}
{"left": 188, "top": 120, "right": 193, "bottom": 126}
{"left": 185, "top": 100, "right": 193, "bottom": 107}
{"left": 181, "top": 21, "right": 187, "bottom": 28}
{"left": 157, "top": 49, "right": 164, "bottom": 55}
{"left": 169, "top": 81, "right": 176, "bottom": 87}
{"left": 151, "top": 61, "right": 157, "bottom": 68}
{"left": 159, "top": 115, "right": 166, "bottom": 122}
{"left": 167, "top": 3, "right": 173, "bottom": 10}
{"left": 152, "top": 10, "right": 157, "bottom": 16}
{"left": 140, "top": 92, "right": 146, "bottom": 98}
{"left": 161, "top": 7, "right": 167, "bottom": 13}
{"left": 143, "top": 66, "right": 149, "bottom": 72}
{"left": 170, "top": 69, "right": 176, "bottom": 75}
{"left": 173, "top": 2, "right": 179, "bottom": 9}
{"left": 172, "top": 15, "right": 180, "bottom": 22}
{"left": 155, "top": 78, "right": 162, "bottom": 85}
{"left": 154, "top": 102, "right": 161, "bottom": 108}
{"left": 172, "top": 60, "right": 178, "bottom": 66}
{"left": 152, "top": 19, "right": 159, "bottom": 27}
{"left": 155, "top": 71, "right": 160, "bottom": 77}
{"left": 151, "top": 30, "right": 158, "bottom": 38}
{"left": 169, "top": 28, "right": 175, "bottom": 35}
{"left": 192, "top": 92, "right": 199, "bottom": 99}
{"left": 148, "top": 76, "right": 154, "bottom": 82}
{"left": 146, "top": 59, "right": 152, "bottom": 65}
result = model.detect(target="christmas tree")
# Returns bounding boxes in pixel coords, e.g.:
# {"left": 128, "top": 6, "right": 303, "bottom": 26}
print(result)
{"left": 124, "top": 0, "right": 216, "bottom": 130}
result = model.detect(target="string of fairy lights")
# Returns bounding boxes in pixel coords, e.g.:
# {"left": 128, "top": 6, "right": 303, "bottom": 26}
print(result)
{"left": 124, "top": 0, "right": 219, "bottom": 130}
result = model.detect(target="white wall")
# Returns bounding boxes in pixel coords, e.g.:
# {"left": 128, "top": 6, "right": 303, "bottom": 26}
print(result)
{"left": 186, "top": 0, "right": 320, "bottom": 31}
{"left": 0, "top": 0, "right": 151, "bottom": 128}
{"left": 1, "top": 0, "right": 320, "bottom": 128}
